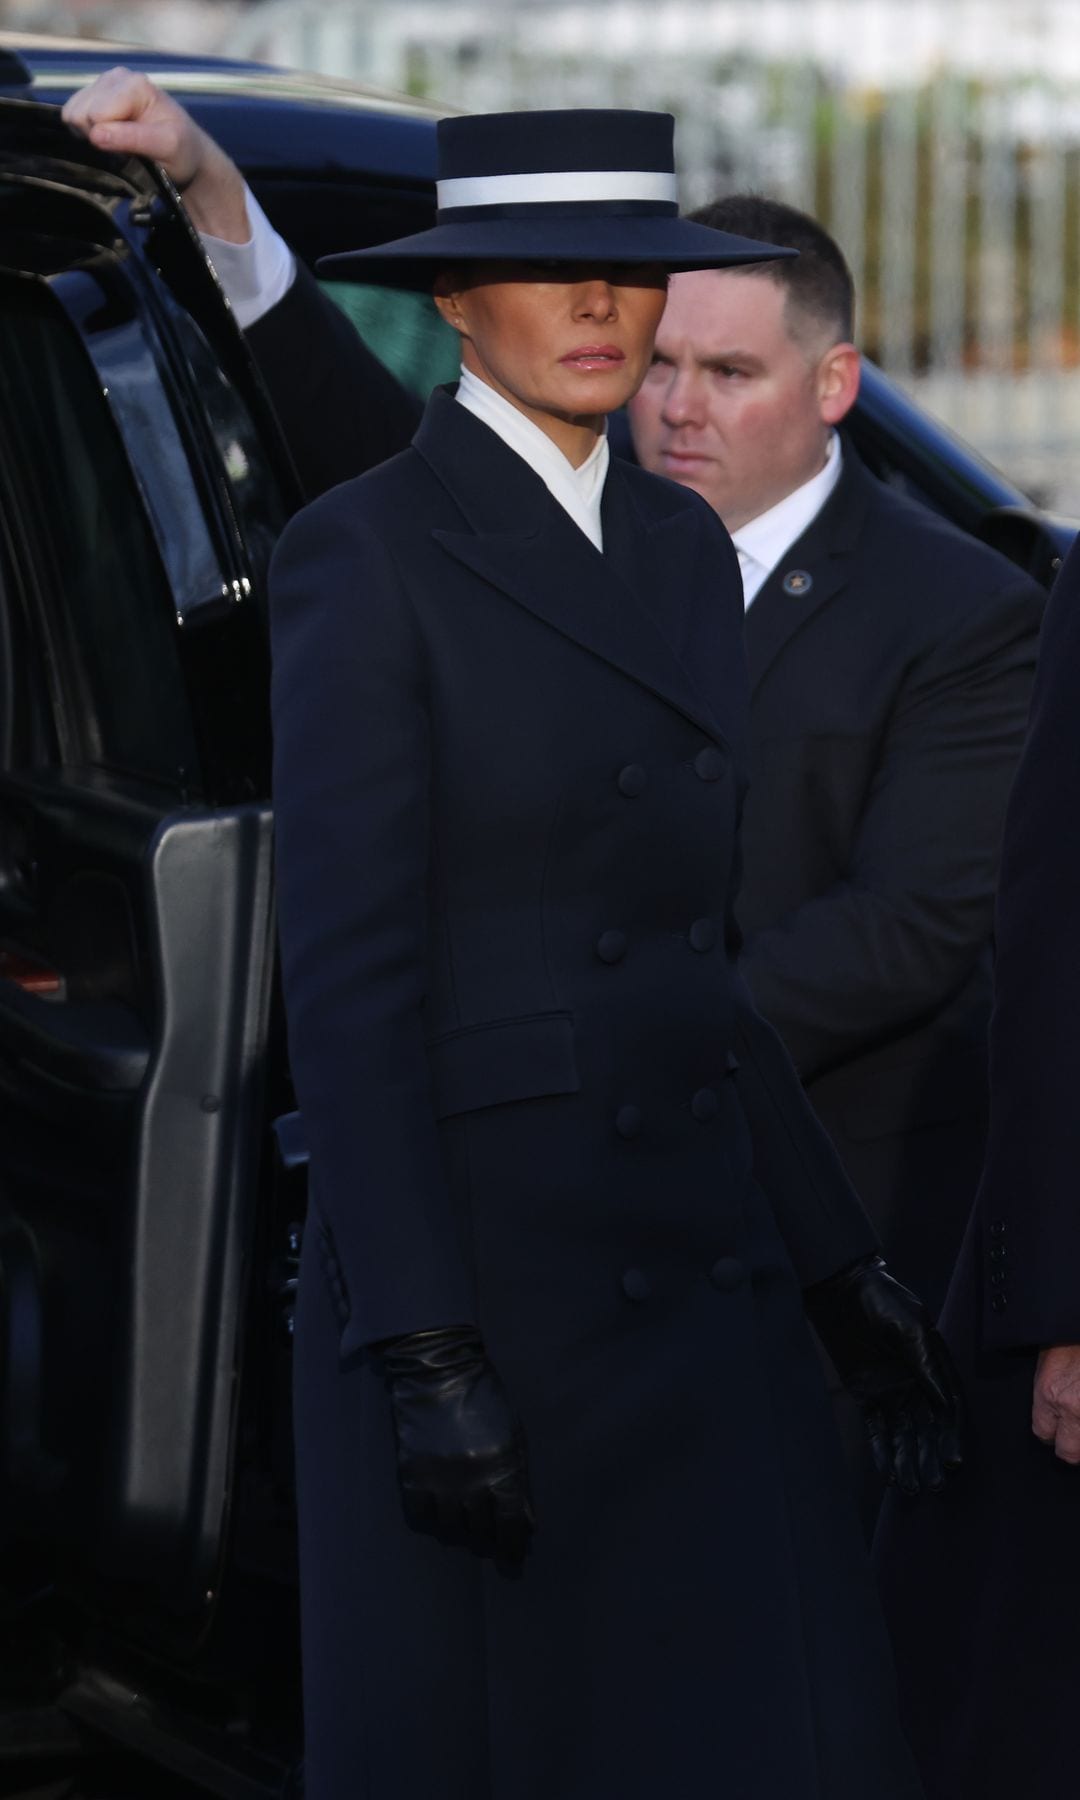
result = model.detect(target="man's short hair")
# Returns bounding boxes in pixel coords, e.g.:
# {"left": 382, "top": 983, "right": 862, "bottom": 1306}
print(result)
{"left": 687, "top": 195, "right": 855, "bottom": 346}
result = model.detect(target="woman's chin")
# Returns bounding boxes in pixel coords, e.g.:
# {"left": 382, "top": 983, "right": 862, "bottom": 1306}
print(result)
{"left": 544, "top": 371, "right": 641, "bottom": 418}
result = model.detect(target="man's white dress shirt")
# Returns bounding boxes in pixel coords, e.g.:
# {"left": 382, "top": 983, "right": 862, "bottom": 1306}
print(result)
{"left": 198, "top": 187, "right": 296, "bottom": 330}
{"left": 731, "top": 431, "right": 843, "bottom": 607}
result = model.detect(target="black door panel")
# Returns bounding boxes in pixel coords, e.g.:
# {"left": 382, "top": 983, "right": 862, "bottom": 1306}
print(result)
{"left": 0, "top": 117, "right": 286, "bottom": 1666}
{"left": 0, "top": 778, "right": 274, "bottom": 1630}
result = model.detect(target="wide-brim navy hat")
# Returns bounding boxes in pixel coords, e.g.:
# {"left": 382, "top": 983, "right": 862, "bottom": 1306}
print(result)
{"left": 317, "top": 109, "right": 792, "bottom": 290}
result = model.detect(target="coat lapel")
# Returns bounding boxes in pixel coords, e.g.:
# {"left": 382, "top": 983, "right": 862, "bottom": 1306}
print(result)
{"left": 414, "top": 389, "right": 728, "bottom": 745}
{"left": 743, "top": 444, "right": 874, "bottom": 694}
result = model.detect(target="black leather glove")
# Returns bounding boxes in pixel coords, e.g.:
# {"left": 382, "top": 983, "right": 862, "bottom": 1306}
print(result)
{"left": 805, "top": 1255, "right": 964, "bottom": 1496}
{"left": 378, "top": 1324, "right": 535, "bottom": 1562}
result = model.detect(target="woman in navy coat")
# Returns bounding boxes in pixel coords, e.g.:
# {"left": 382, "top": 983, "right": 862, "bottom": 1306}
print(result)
{"left": 270, "top": 109, "right": 959, "bottom": 1800}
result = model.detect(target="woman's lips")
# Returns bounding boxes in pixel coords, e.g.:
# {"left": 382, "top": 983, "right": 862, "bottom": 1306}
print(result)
{"left": 559, "top": 345, "right": 626, "bottom": 369}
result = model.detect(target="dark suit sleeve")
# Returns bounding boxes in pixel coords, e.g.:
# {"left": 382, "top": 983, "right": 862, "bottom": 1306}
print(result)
{"left": 741, "top": 570, "right": 1042, "bottom": 1081}
{"left": 689, "top": 508, "right": 880, "bottom": 1285}
{"left": 976, "top": 541, "right": 1080, "bottom": 1350}
{"left": 269, "top": 490, "right": 474, "bottom": 1353}
{"left": 246, "top": 262, "right": 421, "bottom": 502}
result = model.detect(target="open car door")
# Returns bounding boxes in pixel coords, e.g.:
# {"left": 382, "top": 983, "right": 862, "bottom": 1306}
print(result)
{"left": 0, "top": 91, "right": 304, "bottom": 1746}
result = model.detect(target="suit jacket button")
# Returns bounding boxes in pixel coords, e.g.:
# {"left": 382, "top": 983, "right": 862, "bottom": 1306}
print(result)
{"left": 616, "top": 1104, "right": 642, "bottom": 1140}
{"left": 710, "top": 1257, "right": 743, "bottom": 1291}
{"left": 622, "top": 1268, "right": 650, "bottom": 1302}
{"left": 596, "top": 929, "right": 627, "bottom": 964}
{"left": 689, "top": 918, "right": 716, "bottom": 953}
{"left": 694, "top": 747, "right": 725, "bottom": 782}
{"left": 989, "top": 1220, "right": 1007, "bottom": 1237}
{"left": 617, "top": 763, "right": 647, "bottom": 797}
{"left": 990, "top": 1269, "right": 1006, "bottom": 1286}
{"left": 691, "top": 1087, "right": 719, "bottom": 1122}
{"left": 990, "top": 1293, "right": 1008, "bottom": 1313}
{"left": 989, "top": 1245, "right": 1006, "bottom": 1262}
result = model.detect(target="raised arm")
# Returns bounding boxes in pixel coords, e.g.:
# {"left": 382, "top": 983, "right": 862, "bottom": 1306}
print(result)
{"left": 64, "top": 70, "right": 421, "bottom": 497}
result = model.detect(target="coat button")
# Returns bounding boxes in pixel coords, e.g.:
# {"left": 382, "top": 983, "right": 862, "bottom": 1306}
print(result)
{"left": 990, "top": 1293, "right": 1008, "bottom": 1313}
{"left": 710, "top": 1257, "right": 744, "bottom": 1291}
{"left": 617, "top": 763, "right": 647, "bottom": 797}
{"left": 691, "top": 1087, "right": 719, "bottom": 1122}
{"left": 689, "top": 918, "right": 716, "bottom": 953}
{"left": 989, "top": 1245, "right": 1005, "bottom": 1262}
{"left": 694, "top": 747, "right": 725, "bottom": 782}
{"left": 622, "top": 1268, "right": 650, "bottom": 1302}
{"left": 990, "top": 1269, "right": 1006, "bottom": 1286}
{"left": 615, "top": 1104, "right": 642, "bottom": 1140}
{"left": 596, "top": 929, "right": 627, "bottom": 965}
{"left": 989, "top": 1220, "right": 1007, "bottom": 1238}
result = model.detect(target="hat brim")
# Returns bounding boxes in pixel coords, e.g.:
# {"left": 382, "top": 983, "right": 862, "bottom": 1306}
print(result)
{"left": 316, "top": 217, "right": 794, "bottom": 292}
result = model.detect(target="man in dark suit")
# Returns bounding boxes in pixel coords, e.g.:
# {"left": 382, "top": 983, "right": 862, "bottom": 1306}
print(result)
{"left": 629, "top": 197, "right": 1044, "bottom": 1331}
{"left": 874, "top": 535, "right": 1080, "bottom": 1800}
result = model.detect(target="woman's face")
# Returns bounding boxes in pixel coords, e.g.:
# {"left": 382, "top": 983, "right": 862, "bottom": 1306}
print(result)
{"left": 434, "top": 262, "right": 669, "bottom": 463}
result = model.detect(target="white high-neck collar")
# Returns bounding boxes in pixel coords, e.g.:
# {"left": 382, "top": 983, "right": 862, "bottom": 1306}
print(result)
{"left": 455, "top": 367, "right": 609, "bottom": 552}
{"left": 732, "top": 432, "right": 843, "bottom": 608}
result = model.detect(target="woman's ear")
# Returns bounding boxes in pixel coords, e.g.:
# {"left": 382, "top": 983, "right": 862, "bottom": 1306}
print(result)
{"left": 433, "top": 270, "right": 470, "bottom": 337}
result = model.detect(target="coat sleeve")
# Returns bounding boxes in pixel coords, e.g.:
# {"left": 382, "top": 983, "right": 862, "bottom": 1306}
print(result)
{"left": 246, "top": 261, "right": 421, "bottom": 503}
{"left": 976, "top": 540, "right": 1080, "bottom": 1350}
{"left": 740, "top": 570, "right": 1042, "bottom": 1081}
{"left": 269, "top": 490, "right": 475, "bottom": 1354}
{"left": 728, "top": 869, "right": 881, "bottom": 1287}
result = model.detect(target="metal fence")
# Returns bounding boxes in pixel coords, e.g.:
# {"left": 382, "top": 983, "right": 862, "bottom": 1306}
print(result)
{"left": 66, "top": 0, "right": 1080, "bottom": 512}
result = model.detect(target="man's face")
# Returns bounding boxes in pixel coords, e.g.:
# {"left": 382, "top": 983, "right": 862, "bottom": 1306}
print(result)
{"left": 628, "top": 269, "right": 856, "bottom": 532}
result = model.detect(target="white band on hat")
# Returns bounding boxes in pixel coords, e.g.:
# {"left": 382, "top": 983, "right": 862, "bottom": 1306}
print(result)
{"left": 436, "top": 169, "right": 679, "bottom": 210}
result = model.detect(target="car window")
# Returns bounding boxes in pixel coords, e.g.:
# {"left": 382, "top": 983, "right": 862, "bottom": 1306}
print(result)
{"left": 320, "top": 281, "right": 460, "bottom": 398}
{"left": 0, "top": 270, "right": 200, "bottom": 790}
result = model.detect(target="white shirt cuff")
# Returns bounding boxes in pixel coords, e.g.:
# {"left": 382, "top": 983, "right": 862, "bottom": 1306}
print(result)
{"left": 198, "top": 185, "right": 297, "bottom": 331}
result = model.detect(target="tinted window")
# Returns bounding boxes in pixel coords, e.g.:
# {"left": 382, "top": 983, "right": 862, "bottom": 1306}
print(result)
{"left": 0, "top": 271, "right": 200, "bottom": 790}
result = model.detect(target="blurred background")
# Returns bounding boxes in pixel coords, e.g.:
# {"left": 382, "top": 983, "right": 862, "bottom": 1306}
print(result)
{"left": 4, "top": 0, "right": 1080, "bottom": 511}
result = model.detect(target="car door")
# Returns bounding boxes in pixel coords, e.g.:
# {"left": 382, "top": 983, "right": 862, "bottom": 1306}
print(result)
{"left": 0, "top": 96, "right": 299, "bottom": 1651}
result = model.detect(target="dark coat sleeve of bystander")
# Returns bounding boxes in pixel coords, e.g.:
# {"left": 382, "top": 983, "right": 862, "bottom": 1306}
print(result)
{"left": 973, "top": 535, "right": 1080, "bottom": 1350}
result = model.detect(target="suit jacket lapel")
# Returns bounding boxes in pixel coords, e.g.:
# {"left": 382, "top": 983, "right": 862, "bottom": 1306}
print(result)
{"left": 415, "top": 389, "right": 728, "bottom": 745}
{"left": 743, "top": 444, "right": 874, "bottom": 694}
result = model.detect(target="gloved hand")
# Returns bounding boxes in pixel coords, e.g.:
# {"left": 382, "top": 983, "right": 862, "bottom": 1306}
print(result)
{"left": 378, "top": 1324, "right": 535, "bottom": 1562}
{"left": 804, "top": 1255, "right": 964, "bottom": 1496}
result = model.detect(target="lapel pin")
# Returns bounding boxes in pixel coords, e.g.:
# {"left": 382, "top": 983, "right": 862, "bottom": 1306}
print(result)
{"left": 782, "top": 569, "right": 813, "bottom": 597}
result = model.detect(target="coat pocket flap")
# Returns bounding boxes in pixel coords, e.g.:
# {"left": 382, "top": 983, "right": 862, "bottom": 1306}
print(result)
{"left": 426, "top": 1011, "right": 579, "bottom": 1120}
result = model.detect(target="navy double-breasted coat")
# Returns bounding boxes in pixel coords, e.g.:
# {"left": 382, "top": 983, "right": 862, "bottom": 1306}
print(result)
{"left": 269, "top": 388, "right": 923, "bottom": 1800}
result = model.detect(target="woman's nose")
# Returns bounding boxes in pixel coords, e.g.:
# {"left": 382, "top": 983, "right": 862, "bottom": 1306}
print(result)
{"left": 576, "top": 280, "right": 618, "bottom": 320}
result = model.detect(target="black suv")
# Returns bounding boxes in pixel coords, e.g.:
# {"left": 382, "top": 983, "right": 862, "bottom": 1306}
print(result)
{"left": 0, "top": 33, "right": 1071, "bottom": 1800}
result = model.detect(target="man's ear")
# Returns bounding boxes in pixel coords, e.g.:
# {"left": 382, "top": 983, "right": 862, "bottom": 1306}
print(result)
{"left": 818, "top": 343, "right": 861, "bottom": 426}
